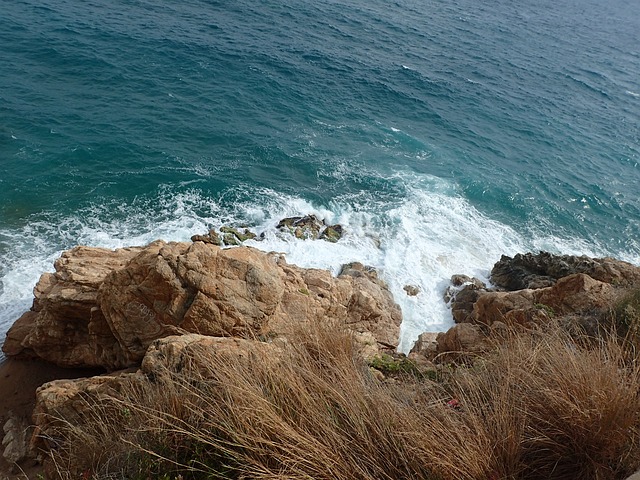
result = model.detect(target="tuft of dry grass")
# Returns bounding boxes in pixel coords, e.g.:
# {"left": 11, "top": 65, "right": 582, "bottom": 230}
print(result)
{"left": 46, "top": 321, "right": 640, "bottom": 480}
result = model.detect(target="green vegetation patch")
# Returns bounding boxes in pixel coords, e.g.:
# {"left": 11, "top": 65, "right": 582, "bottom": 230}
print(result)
{"left": 368, "top": 353, "right": 436, "bottom": 380}
{"left": 613, "top": 288, "right": 640, "bottom": 336}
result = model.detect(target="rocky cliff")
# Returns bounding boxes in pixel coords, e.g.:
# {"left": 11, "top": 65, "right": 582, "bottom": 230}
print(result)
{"left": 3, "top": 241, "right": 401, "bottom": 370}
{"left": 2, "top": 244, "right": 640, "bottom": 477}
{"left": 414, "top": 252, "right": 640, "bottom": 361}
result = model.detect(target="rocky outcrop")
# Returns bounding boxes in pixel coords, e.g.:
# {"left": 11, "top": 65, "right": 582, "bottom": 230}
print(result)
{"left": 4, "top": 242, "right": 401, "bottom": 370}
{"left": 2, "top": 246, "right": 144, "bottom": 365}
{"left": 140, "top": 333, "right": 282, "bottom": 379}
{"left": 453, "top": 273, "right": 616, "bottom": 328}
{"left": 190, "top": 229, "right": 222, "bottom": 245}
{"left": 30, "top": 333, "right": 282, "bottom": 474}
{"left": 445, "top": 253, "right": 637, "bottom": 331}
{"left": 191, "top": 226, "right": 257, "bottom": 246}
{"left": 435, "top": 323, "right": 490, "bottom": 357}
{"left": 444, "top": 275, "right": 488, "bottom": 324}
{"left": 431, "top": 252, "right": 640, "bottom": 360}
{"left": 409, "top": 332, "right": 438, "bottom": 357}
{"left": 277, "top": 215, "right": 344, "bottom": 242}
{"left": 5, "top": 246, "right": 640, "bottom": 477}
{"left": 190, "top": 215, "right": 345, "bottom": 246}
{"left": 491, "top": 251, "right": 640, "bottom": 291}
{"left": 403, "top": 285, "right": 420, "bottom": 296}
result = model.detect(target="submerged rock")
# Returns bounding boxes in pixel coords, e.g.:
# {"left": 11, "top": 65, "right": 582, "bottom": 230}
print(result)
{"left": 277, "top": 215, "right": 325, "bottom": 239}
{"left": 192, "top": 226, "right": 257, "bottom": 246}
{"left": 319, "top": 224, "right": 344, "bottom": 243}
{"left": 277, "top": 215, "right": 345, "bottom": 242}
{"left": 403, "top": 285, "right": 420, "bottom": 296}
{"left": 220, "top": 226, "right": 257, "bottom": 243}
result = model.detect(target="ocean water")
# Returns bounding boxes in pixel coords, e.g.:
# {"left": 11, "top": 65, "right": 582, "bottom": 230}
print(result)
{"left": 1, "top": 0, "right": 639, "bottom": 353}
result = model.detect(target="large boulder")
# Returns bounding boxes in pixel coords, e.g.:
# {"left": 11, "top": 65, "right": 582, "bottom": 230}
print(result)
{"left": 473, "top": 274, "right": 615, "bottom": 327}
{"left": 140, "top": 334, "right": 282, "bottom": 379}
{"left": 30, "top": 334, "right": 282, "bottom": 476}
{"left": 3, "top": 246, "right": 143, "bottom": 365}
{"left": 435, "top": 323, "right": 490, "bottom": 357}
{"left": 4, "top": 242, "right": 401, "bottom": 370}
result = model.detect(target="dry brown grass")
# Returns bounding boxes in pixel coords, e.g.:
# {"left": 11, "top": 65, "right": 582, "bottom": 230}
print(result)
{"left": 47, "top": 321, "right": 640, "bottom": 480}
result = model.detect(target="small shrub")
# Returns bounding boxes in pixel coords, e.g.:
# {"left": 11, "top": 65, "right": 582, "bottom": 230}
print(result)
{"left": 368, "top": 353, "right": 427, "bottom": 378}
{"left": 613, "top": 288, "right": 640, "bottom": 336}
{"left": 534, "top": 302, "right": 555, "bottom": 317}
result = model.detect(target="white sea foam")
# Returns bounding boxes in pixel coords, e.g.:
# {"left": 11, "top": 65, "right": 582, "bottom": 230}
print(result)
{"left": 1, "top": 175, "right": 637, "bottom": 356}
{"left": 244, "top": 188, "right": 525, "bottom": 353}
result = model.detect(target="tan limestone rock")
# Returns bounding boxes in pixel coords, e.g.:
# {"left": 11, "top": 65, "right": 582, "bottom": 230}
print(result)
{"left": 5, "top": 242, "right": 401, "bottom": 370}
{"left": 29, "top": 334, "right": 281, "bottom": 470}
{"left": 409, "top": 332, "right": 439, "bottom": 359}
{"left": 436, "top": 323, "right": 490, "bottom": 357}
{"left": 536, "top": 273, "right": 615, "bottom": 315}
{"left": 472, "top": 273, "right": 615, "bottom": 327}
{"left": 3, "top": 246, "right": 143, "bottom": 367}
{"left": 141, "top": 334, "right": 281, "bottom": 379}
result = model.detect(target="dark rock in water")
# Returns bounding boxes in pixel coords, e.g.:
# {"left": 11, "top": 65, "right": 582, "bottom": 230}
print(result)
{"left": 491, "top": 251, "right": 640, "bottom": 291}
{"left": 239, "top": 228, "right": 257, "bottom": 241}
{"left": 220, "top": 226, "right": 257, "bottom": 243}
{"left": 403, "top": 285, "right": 420, "bottom": 296}
{"left": 223, "top": 233, "right": 240, "bottom": 246}
{"left": 443, "top": 275, "right": 488, "bottom": 324}
{"left": 320, "top": 224, "right": 344, "bottom": 243}
{"left": 191, "top": 229, "right": 222, "bottom": 246}
{"left": 192, "top": 227, "right": 257, "bottom": 246}
{"left": 276, "top": 217, "right": 298, "bottom": 229}
{"left": 450, "top": 284, "right": 486, "bottom": 323}
{"left": 444, "top": 275, "right": 486, "bottom": 304}
{"left": 276, "top": 215, "right": 345, "bottom": 242}
{"left": 451, "top": 274, "right": 486, "bottom": 289}
{"left": 277, "top": 215, "right": 324, "bottom": 240}
{"left": 339, "top": 262, "right": 379, "bottom": 281}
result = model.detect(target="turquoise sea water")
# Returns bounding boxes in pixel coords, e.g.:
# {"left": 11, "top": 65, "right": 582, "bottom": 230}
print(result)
{"left": 1, "top": 0, "right": 639, "bottom": 351}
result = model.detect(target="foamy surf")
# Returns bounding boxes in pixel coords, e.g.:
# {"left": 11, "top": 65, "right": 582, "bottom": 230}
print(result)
{"left": 1, "top": 175, "right": 637, "bottom": 356}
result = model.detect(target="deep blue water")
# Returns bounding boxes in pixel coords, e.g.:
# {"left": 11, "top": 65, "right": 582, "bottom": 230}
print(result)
{"left": 1, "top": 0, "right": 639, "bottom": 351}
